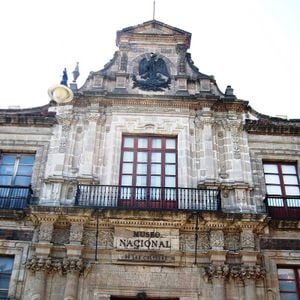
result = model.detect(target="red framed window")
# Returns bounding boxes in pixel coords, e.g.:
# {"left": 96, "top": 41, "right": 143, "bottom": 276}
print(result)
{"left": 119, "top": 136, "right": 177, "bottom": 205}
{"left": 277, "top": 267, "right": 300, "bottom": 299}
{"left": 263, "top": 162, "right": 300, "bottom": 198}
{"left": 263, "top": 162, "right": 300, "bottom": 219}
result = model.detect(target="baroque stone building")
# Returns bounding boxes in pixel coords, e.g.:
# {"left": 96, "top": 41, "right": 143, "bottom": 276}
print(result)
{"left": 0, "top": 20, "right": 299, "bottom": 300}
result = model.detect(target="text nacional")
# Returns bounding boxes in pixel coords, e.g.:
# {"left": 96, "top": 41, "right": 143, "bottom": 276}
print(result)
{"left": 117, "top": 230, "right": 171, "bottom": 250}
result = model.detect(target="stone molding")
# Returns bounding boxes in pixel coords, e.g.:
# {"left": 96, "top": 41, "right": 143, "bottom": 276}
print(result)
{"left": 62, "top": 257, "right": 84, "bottom": 274}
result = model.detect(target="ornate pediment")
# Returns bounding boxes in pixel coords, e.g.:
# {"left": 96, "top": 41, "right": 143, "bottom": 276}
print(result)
{"left": 117, "top": 20, "right": 191, "bottom": 48}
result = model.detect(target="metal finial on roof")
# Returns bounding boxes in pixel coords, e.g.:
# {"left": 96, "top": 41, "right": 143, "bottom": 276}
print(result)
{"left": 153, "top": 0, "right": 156, "bottom": 20}
{"left": 60, "top": 68, "right": 68, "bottom": 86}
{"left": 72, "top": 62, "right": 80, "bottom": 83}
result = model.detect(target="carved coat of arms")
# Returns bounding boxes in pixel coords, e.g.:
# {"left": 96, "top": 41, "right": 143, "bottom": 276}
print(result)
{"left": 132, "top": 53, "right": 171, "bottom": 91}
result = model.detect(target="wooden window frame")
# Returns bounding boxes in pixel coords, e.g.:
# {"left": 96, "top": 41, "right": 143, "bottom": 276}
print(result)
{"left": 277, "top": 266, "right": 300, "bottom": 299}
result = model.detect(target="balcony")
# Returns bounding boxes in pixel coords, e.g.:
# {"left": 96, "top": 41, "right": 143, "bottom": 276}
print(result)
{"left": 0, "top": 185, "right": 32, "bottom": 210}
{"left": 75, "top": 184, "right": 221, "bottom": 212}
{"left": 265, "top": 195, "right": 300, "bottom": 220}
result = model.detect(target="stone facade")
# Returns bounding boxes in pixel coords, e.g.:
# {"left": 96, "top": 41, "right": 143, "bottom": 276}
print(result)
{"left": 0, "top": 20, "right": 299, "bottom": 300}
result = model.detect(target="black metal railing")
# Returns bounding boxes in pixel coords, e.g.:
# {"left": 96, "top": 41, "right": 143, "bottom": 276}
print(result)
{"left": 75, "top": 184, "right": 221, "bottom": 212}
{"left": 265, "top": 195, "right": 300, "bottom": 220}
{"left": 0, "top": 185, "right": 32, "bottom": 209}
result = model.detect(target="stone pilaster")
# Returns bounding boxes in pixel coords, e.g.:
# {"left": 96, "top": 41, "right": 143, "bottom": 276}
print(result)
{"left": 240, "top": 265, "right": 266, "bottom": 300}
{"left": 79, "top": 112, "right": 102, "bottom": 177}
{"left": 63, "top": 257, "right": 84, "bottom": 300}
{"left": 203, "top": 264, "right": 229, "bottom": 300}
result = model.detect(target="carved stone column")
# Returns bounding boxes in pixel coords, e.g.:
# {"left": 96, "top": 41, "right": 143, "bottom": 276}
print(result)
{"left": 79, "top": 112, "right": 100, "bottom": 177}
{"left": 204, "top": 264, "right": 229, "bottom": 300}
{"left": 63, "top": 216, "right": 87, "bottom": 300}
{"left": 25, "top": 256, "right": 60, "bottom": 300}
{"left": 240, "top": 265, "right": 266, "bottom": 300}
{"left": 63, "top": 258, "right": 84, "bottom": 300}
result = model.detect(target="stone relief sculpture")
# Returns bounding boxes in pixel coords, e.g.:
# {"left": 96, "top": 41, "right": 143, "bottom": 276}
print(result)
{"left": 132, "top": 53, "right": 171, "bottom": 91}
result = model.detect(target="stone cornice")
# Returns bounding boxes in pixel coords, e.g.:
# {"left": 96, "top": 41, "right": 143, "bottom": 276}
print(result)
{"left": 245, "top": 119, "right": 300, "bottom": 136}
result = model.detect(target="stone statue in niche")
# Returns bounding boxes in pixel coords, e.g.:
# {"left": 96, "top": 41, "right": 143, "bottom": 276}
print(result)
{"left": 132, "top": 53, "right": 171, "bottom": 91}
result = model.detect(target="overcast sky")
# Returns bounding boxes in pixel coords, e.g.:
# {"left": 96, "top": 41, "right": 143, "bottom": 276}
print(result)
{"left": 0, "top": 0, "right": 299, "bottom": 119}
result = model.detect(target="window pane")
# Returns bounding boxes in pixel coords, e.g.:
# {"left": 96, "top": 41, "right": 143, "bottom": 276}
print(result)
{"left": 283, "top": 175, "right": 298, "bottom": 185}
{"left": 282, "top": 165, "right": 297, "bottom": 174}
{"left": 14, "top": 176, "right": 31, "bottom": 186}
{"left": 165, "top": 176, "right": 176, "bottom": 187}
{"left": 151, "top": 176, "right": 161, "bottom": 187}
{"left": 152, "top": 138, "right": 161, "bottom": 148}
{"left": 280, "top": 293, "right": 297, "bottom": 300}
{"left": 123, "top": 137, "right": 134, "bottom": 148}
{"left": 136, "top": 176, "right": 147, "bottom": 186}
{"left": 266, "top": 185, "right": 282, "bottom": 195}
{"left": 165, "top": 165, "right": 176, "bottom": 175}
{"left": 165, "top": 153, "right": 176, "bottom": 163}
{"left": 0, "top": 176, "right": 12, "bottom": 185}
{"left": 166, "top": 138, "right": 176, "bottom": 149}
{"left": 1, "top": 155, "right": 16, "bottom": 164}
{"left": 19, "top": 155, "right": 35, "bottom": 165}
{"left": 137, "top": 152, "right": 147, "bottom": 162}
{"left": 0, "top": 275, "right": 10, "bottom": 288}
{"left": 17, "top": 165, "right": 33, "bottom": 176}
{"left": 265, "top": 174, "right": 280, "bottom": 184}
{"left": 138, "top": 138, "right": 148, "bottom": 148}
{"left": 151, "top": 164, "right": 161, "bottom": 175}
{"left": 278, "top": 269, "right": 295, "bottom": 279}
{"left": 263, "top": 164, "right": 278, "bottom": 173}
{"left": 0, "top": 165, "right": 14, "bottom": 175}
{"left": 123, "top": 151, "right": 134, "bottom": 162}
{"left": 279, "top": 280, "right": 296, "bottom": 292}
{"left": 151, "top": 153, "right": 161, "bottom": 163}
{"left": 122, "top": 163, "right": 133, "bottom": 174}
{"left": 0, "top": 257, "right": 13, "bottom": 272}
{"left": 285, "top": 186, "right": 300, "bottom": 196}
{"left": 121, "top": 175, "right": 132, "bottom": 186}
{"left": 137, "top": 163, "right": 147, "bottom": 174}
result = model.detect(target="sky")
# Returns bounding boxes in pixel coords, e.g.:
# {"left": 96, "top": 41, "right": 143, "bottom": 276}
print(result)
{"left": 0, "top": 0, "right": 299, "bottom": 119}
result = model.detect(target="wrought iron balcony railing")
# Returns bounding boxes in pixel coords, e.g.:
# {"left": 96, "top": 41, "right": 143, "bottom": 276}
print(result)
{"left": 0, "top": 185, "right": 32, "bottom": 210}
{"left": 265, "top": 195, "right": 300, "bottom": 220}
{"left": 75, "top": 184, "right": 221, "bottom": 212}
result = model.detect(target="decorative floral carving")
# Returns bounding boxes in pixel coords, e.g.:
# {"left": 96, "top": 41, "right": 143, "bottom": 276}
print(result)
{"left": 69, "top": 223, "right": 84, "bottom": 244}
{"left": 62, "top": 257, "right": 84, "bottom": 274}
{"left": 39, "top": 223, "right": 54, "bottom": 242}
{"left": 240, "top": 265, "right": 266, "bottom": 281}
{"left": 25, "top": 256, "right": 62, "bottom": 274}
{"left": 241, "top": 229, "right": 255, "bottom": 249}
{"left": 203, "top": 264, "right": 230, "bottom": 281}
{"left": 210, "top": 230, "right": 224, "bottom": 250}
{"left": 225, "top": 232, "right": 240, "bottom": 251}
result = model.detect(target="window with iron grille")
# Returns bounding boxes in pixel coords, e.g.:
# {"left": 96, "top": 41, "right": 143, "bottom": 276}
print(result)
{"left": 0, "top": 256, "right": 14, "bottom": 298}
{"left": 277, "top": 267, "right": 300, "bottom": 300}
{"left": 120, "top": 136, "right": 177, "bottom": 201}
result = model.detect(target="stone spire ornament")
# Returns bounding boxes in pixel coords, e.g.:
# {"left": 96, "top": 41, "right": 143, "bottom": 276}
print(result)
{"left": 72, "top": 62, "right": 80, "bottom": 83}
